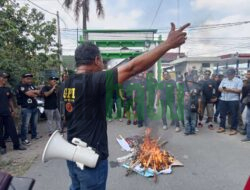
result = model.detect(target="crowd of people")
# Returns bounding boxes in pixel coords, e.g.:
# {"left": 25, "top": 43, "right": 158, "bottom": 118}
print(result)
{"left": 0, "top": 71, "right": 68, "bottom": 155}
{"left": 105, "top": 68, "right": 250, "bottom": 141}
{"left": 1, "top": 61, "right": 250, "bottom": 157}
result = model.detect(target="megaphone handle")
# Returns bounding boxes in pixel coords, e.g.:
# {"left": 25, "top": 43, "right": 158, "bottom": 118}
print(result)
{"left": 76, "top": 162, "right": 84, "bottom": 170}
{"left": 72, "top": 138, "right": 87, "bottom": 147}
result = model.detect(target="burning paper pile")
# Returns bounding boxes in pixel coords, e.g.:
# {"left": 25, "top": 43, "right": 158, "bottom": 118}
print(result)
{"left": 135, "top": 130, "right": 174, "bottom": 172}
{"left": 116, "top": 128, "right": 182, "bottom": 182}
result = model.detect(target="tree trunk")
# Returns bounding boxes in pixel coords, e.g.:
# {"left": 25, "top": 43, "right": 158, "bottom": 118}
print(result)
{"left": 82, "top": 1, "right": 88, "bottom": 41}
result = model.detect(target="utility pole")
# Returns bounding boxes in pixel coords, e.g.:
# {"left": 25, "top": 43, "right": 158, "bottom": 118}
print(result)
{"left": 57, "top": 11, "right": 64, "bottom": 78}
{"left": 177, "top": 0, "right": 181, "bottom": 58}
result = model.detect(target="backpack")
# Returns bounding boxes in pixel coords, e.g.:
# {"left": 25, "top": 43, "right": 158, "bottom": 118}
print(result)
{"left": 190, "top": 90, "right": 199, "bottom": 112}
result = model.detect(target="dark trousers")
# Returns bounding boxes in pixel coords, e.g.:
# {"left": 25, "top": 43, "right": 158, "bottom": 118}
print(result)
{"left": 219, "top": 100, "right": 239, "bottom": 130}
{"left": 135, "top": 99, "right": 145, "bottom": 126}
{"left": 214, "top": 99, "right": 221, "bottom": 118}
{"left": 160, "top": 99, "right": 178, "bottom": 126}
{"left": 0, "top": 115, "right": 20, "bottom": 149}
{"left": 21, "top": 108, "right": 38, "bottom": 141}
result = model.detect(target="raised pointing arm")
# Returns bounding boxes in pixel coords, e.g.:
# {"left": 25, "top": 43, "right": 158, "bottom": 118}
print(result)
{"left": 117, "top": 23, "right": 190, "bottom": 84}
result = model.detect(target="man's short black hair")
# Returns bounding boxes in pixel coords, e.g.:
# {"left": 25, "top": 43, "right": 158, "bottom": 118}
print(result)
{"left": 163, "top": 70, "right": 169, "bottom": 75}
{"left": 75, "top": 42, "right": 101, "bottom": 67}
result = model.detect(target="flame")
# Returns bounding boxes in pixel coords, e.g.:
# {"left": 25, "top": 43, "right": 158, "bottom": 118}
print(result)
{"left": 135, "top": 128, "right": 174, "bottom": 171}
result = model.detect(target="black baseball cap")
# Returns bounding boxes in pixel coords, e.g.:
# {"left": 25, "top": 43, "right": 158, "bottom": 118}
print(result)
{"left": 186, "top": 75, "right": 194, "bottom": 82}
{"left": 49, "top": 76, "right": 59, "bottom": 81}
{"left": 226, "top": 68, "right": 236, "bottom": 76}
{"left": 204, "top": 70, "right": 211, "bottom": 75}
{"left": 22, "top": 73, "right": 33, "bottom": 78}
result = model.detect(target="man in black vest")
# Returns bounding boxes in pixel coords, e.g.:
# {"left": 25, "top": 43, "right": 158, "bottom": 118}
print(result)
{"left": 0, "top": 71, "right": 26, "bottom": 155}
{"left": 18, "top": 73, "right": 41, "bottom": 145}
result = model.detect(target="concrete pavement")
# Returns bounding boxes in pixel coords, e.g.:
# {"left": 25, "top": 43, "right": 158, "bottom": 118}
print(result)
{"left": 25, "top": 119, "right": 250, "bottom": 190}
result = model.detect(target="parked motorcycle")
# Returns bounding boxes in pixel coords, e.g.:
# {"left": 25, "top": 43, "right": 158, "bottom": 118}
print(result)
{"left": 36, "top": 97, "right": 46, "bottom": 120}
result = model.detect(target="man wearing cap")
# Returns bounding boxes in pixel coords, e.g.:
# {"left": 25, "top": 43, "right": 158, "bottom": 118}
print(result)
{"left": 0, "top": 71, "right": 26, "bottom": 154}
{"left": 217, "top": 68, "right": 243, "bottom": 135}
{"left": 18, "top": 73, "right": 41, "bottom": 145}
{"left": 63, "top": 23, "right": 189, "bottom": 189}
{"left": 199, "top": 70, "right": 217, "bottom": 129}
{"left": 183, "top": 75, "right": 202, "bottom": 135}
{"left": 41, "top": 76, "right": 62, "bottom": 136}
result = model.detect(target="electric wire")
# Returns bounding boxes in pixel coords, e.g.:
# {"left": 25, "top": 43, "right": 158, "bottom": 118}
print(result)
{"left": 149, "top": 0, "right": 164, "bottom": 28}
{"left": 25, "top": 0, "right": 68, "bottom": 28}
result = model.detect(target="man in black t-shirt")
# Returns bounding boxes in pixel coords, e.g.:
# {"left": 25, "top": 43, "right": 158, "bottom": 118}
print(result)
{"left": 0, "top": 71, "right": 26, "bottom": 155}
{"left": 19, "top": 73, "right": 41, "bottom": 145}
{"left": 42, "top": 77, "right": 62, "bottom": 136}
{"left": 199, "top": 70, "right": 217, "bottom": 129}
{"left": 62, "top": 23, "right": 189, "bottom": 189}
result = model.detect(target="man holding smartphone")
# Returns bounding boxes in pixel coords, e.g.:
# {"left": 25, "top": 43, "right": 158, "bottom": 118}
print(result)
{"left": 42, "top": 76, "right": 62, "bottom": 136}
{"left": 217, "top": 68, "right": 243, "bottom": 135}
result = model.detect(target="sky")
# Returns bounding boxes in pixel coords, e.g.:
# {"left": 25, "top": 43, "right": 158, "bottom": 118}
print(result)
{"left": 16, "top": 0, "right": 250, "bottom": 56}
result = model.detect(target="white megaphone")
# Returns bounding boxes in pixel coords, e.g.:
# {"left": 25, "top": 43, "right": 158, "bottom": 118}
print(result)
{"left": 42, "top": 130, "right": 99, "bottom": 168}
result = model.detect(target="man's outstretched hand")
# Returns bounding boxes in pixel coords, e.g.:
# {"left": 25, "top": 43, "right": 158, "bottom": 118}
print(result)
{"left": 165, "top": 23, "right": 190, "bottom": 49}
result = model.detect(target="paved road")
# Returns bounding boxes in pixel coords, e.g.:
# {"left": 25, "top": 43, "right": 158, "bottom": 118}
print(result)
{"left": 25, "top": 119, "right": 250, "bottom": 190}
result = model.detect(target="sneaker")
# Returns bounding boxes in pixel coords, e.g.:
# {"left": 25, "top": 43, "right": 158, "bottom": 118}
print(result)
{"left": 241, "top": 138, "right": 250, "bottom": 142}
{"left": 229, "top": 130, "right": 237, "bottom": 136}
{"left": 175, "top": 127, "right": 181, "bottom": 132}
{"left": 0, "top": 148, "right": 7, "bottom": 155}
{"left": 14, "top": 145, "right": 26, "bottom": 151}
{"left": 127, "top": 120, "right": 131, "bottom": 125}
{"left": 217, "top": 127, "right": 225, "bottom": 133}
{"left": 195, "top": 127, "right": 199, "bottom": 132}
{"left": 22, "top": 139, "right": 31, "bottom": 145}
{"left": 163, "top": 125, "right": 168, "bottom": 130}
{"left": 197, "top": 122, "right": 203, "bottom": 128}
{"left": 138, "top": 123, "right": 143, "bottom": 128}
{"left": 119, "top": 119, "right": 123, "bottom": 122}
{"left": 239, "top": 130, "right": 246, "bottom": 135}
{"left": 32, "top": 135, "right": 42, "bottom": 140}
{"left": 208, "top": 123, "right": 214, "bottom": 130}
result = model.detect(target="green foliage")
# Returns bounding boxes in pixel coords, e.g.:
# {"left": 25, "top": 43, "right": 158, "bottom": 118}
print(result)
{"left": 0, "top": 0, "right": 60, "bottom": 86}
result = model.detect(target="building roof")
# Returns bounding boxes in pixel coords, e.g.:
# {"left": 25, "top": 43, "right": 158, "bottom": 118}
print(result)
{"left": 219, "top": 53, "right": 250, "bottom": 59}
{"left": 161, "top": 52, "right": 186, "bottom": 63}
{"left": 170, "top": 56, "right": 221, "bottom": 65}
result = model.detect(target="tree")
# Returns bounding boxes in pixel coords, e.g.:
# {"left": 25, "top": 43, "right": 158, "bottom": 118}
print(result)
{"left": 0, "top": 0, "right": 60, "bottom": 85}
{"left": 63, "top": 0, "right": 104, "bottom": 40}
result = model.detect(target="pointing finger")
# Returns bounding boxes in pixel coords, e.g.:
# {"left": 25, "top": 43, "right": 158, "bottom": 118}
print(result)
{"left": 178, "top": 23, "right": 191, "bottom": 32}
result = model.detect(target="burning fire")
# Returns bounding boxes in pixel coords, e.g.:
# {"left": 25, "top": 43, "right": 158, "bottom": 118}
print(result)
{"left": 135, "top": 128, "right": 174, "bottom": 172}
